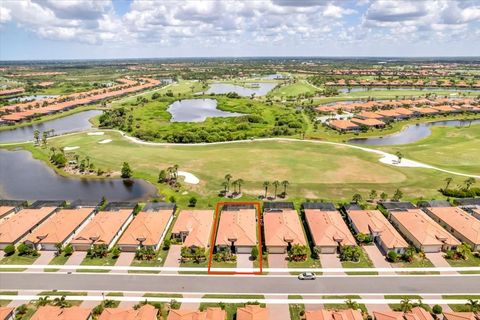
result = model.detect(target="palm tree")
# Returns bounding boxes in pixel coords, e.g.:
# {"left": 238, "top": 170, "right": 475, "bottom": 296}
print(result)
{"left": 395, "top": 151, "right": 403, "bottom": 163}
{"left": 466, "top": 299, "right": 479, "bottom": 312}
{"left": 400, "top": 298, "right": 413, "bottom": 312}
{"left": 103, "top": 299, "right": 117, "bottom": 308}
{"left": 464, "top": 177, "right": 476, "bottom": 190}
{"left": 167, "top": 166, "right": 174, "bottom": 181}
{"left": 263, "top": 181, "right": 270, "bottom": 198}
{"left": 173, "top": 164, "right": 179, "bottom": 180}
{"left": 444, "top": 177, "right": 453, "bottom": 190}
{"left": 35, "top": 296, "right": 50, "bottom": 307}
{"left": 236, "top": 179, "right": 244, "bottom": 194}
{"left": 272, "top": 180, "right": 280, "bottom": 198}
{"left": 85, "top": 156, "right": 90, "bottom": 168}
{"left": 345, "top": 299, "right": 360, "bottom": 310}
{"left": 369, "top": 190, "right": 377, "bottom": 200}
{"left": 50, "top": 146, "right": 56, "bottom": 155}
{"left": 281, "top": 180, "right": 289, "bottom": 196}
{"left": 53, "top": 296, "right": 70, "bottom": 308}
{"left": 232, "top": 180, "right": 238, "bottom": 194}
{"left": 224, "top": 174, "right": 232, "bottom": 192}
{"left": 221, "top": 181, "right": 229, "bottom": 193}
{"left": 34, "top": 129, "right": 40, "bottom": 145}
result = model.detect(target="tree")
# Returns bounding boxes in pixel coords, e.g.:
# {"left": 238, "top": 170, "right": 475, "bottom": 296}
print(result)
{"left": 352, "top": 193, "right": 362, "bottom": 204}
{"left": 224, "top": 174, "right": 232, "bottom": 192}
{"left": 110, "top": 246, "right": 121, "bottom": 259}
{"left": 188, "top": 197, "right": 197, "bottom": 207}
{"left": 263, "top": 181, "right": 270, "bottom": 198}
{"left": 288, "top": 244, "right": 308, "bottom": 262}
{"left": 272, "top": 180, "right": 280, "bottom": 198}
{"left": 281, "top": 180, "right": 290, "bottom": 197}
{"left": 54, "top": 242, "right": 63, "bottom": 254}
{"left": 221, "top": 181, "right": 229, "bottom": 193}
{"left": 466, "top": 299, "right": 479, "bottom": 312}
{"left": 339, "top": 246, "right": 361, "bottom": 262}
{"left": 395, "top": 151, "right": 403, "bottom": 163}
{"left": 53, "top": 296, "right": 70, "bottom": 308}
{"left": 170, "top": 299, "right": 181, "bottom": 310}
{"left": 17, "top": 243, "right": 33, "bottom": 256}
{"left": 387, "top": 250, "right": 398, "bottom": 262}
{"left": 63, "top": 244, "right": 73, "bottom": 256}
{"left": 42, "top": 131, "right": 48, "bottom": 146}
{"left": 34, "top": 129, "right": 40, "bottom": 145}
{"left": 158, "top": 170, "right": 167, "bottom": 183}
{"left": 400, "top": 298, "right": 413, "bottom": 312}
{"left": 345, "top": 299, "right": 360, "bottom": 310}
{"left": 251, "top": 246, "right": 259, "bottom": 261}
{"left": 432, "top": 305, "right": 443, "bottom": 315}
{"left": 36, "top": 296, "right": 51, "bottom": 307}
{"left": 464, "top": 177, "right": 476, "bottom": 190}
{"left": 380, "top": 192, "right": 388, "bottom": 201}
{"left": 456, "top": 242, "right": 472, "bottom": 260}
{"left": 444, "top": 177, "right": 453, "bottom": 190}
{"left": 121, "top": 162, "right": 132, "bottom": 178}
{"left": 393, "top": 189, "right": 403, "bottom": 201}
{"left": 3, "top": 244, "right": 15, "bottom": 256}
{"left": 236, "top": 179, "right": 244, "bottom": 194}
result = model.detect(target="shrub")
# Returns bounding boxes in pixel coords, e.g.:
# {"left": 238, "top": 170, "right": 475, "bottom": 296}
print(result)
{"left": 188, "top": 197, "right": 197, "bottom": 207}
{"left": 432, "top": 305, "right": 443, "bottom": 315}
{"left": 17, "top": 243, "right": 33, "bottom": 256}
{"left": 170, "top": 299, "right": 181, "bottom": 310}
{"left": 63, "top": 244, "right": 73, "bottom": 256}
{"left": 3, "top": 244, "right": 15, "bottom": 256}
{"left": 110, "top": 246, "right": 121, "bottom": 259}
{"left": 163, "top": 239, "right": 171, "bottom": 250}
{"left": 387, "top": 251, "right": 398, "bottom": 262}
{"left": 251, "top": 246, "right": 259, "bottom": 260}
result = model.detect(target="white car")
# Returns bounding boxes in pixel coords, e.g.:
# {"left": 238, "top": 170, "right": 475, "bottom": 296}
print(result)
{"left": 298, "top": 272, "right": 316, "bottom": 280}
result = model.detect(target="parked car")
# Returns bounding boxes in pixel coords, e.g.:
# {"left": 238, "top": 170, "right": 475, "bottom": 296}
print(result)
{"left": 298, "top": 272, "right": 316, "bottom": 280}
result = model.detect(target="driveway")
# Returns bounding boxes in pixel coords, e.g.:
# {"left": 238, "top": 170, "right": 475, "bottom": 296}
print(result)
{"left": 237, "top": 253, "right": 253, "bottom": 269}
{"left": 363, "top": 295, "right": 392, "bottom": 312}
{"left": 319, "top": 253, "right": 344, "bottom": 275}
{"left": 268, "top": 253, "right": 288, "bottom": 270}
{"left": 81, "top": 292, "right": 100, "bottom": 308}
{"left": 28, "top": 251, "right": 56, "bottom": 272}
{"left": 266, "top": 295, "right": 290, "bottom": 320}
{"left": 119, "top": 292, "right": 141, "bottom": 308}
{"left": 425, "top": 252, "right": 457, "bottom": 274}
{"left": 162, "top": 245, "right": 182, "bottom": 274}
{"left": 112, "top": 252, "right": 135, "bottom": 273}
{"left": 65, "top": 251, "right": 87, "bottom": 266}
{"left": 363, "top": 245, "right": 392, "bottom": 275}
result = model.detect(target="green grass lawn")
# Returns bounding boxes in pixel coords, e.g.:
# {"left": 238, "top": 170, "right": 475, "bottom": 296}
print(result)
{"left": 38, "top": 291, "right": 87, "bottom": 296}
{"left": 288, "top": 295, "right": 305, "bottom": 320}
{"left": 143, "top": 293, "right": 183, "bottom": 298}
{"left": 392, "top": 254, "right": 437, "bottom": 274}
{"left": 0, "top": 253, "right": 39, "bottom": 271}
{"left": 269, "top": 81, "right": 317, "bottom": 97}
{"left": 445, "top": 252, "right": 480, "bottom": 270}
{"left": 341, "top": 247, "right": 377, "bottom": 275}
{"left": 77, "top": 254, "right": 117, "bottom": 272}
{"left": 44, "top": 253, "right": 71, "bottom": 272}
{"left": 199, "top": 299, "right": 266, "bottom": 320}
{"left": 0, "top": 300, "right": 11, "bottom": 307}
{"left": 321, "top": 295, "right": 367, "bottom": 313}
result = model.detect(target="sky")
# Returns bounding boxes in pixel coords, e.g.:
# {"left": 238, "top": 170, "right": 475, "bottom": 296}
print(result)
{"left": 0, "top": 0, "right": 479, "bottom": 60}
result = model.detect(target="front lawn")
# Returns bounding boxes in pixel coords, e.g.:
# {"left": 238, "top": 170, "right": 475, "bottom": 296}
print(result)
{"left": 341, "top": 247, "right": 377, "bottom": 275}
{"left": 44, "top": 253, "right": 71, "bottom": 272}
{"left": 0, "top": 253, "right": 39, "bottom": 271}
{"left": 288, "top": 295, "right": 305, "bottom": 320}
{"left": 77, "top": 253, "right": 117, "bottom": 272}
{"left": 445, "top": 252, "right": 480, "bottom": 272}
{"left": 322, "top": 295, "right": 367, "bottom": 313}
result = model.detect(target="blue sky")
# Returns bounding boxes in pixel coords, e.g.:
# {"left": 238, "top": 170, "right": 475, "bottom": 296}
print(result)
{"left": 0, "top": 0, "right": 479, "bottom": 60}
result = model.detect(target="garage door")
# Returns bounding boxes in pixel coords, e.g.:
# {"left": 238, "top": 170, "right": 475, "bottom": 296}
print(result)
{"left": 236, "top": 246, "right": 252, "bottom": 254}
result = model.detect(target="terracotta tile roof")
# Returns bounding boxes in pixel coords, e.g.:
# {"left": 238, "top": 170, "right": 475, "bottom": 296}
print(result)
{"left": 305, "top": 209, "right": 356, "bottom": 247}
{"left": 433, "top": 105, "right": 457, "bottom": 112}
{"left": 0, "top": 306, "right": 14, "bottom": 320}
{"left": 167, "top": 307, "right": 226, "bottom": 320}
{"left": 347, "top": 210, "right": 408, "bottom": 249}
{"left": 351, "top": 118, "right": 385, "bottom": 127}
{"left": 71, "top": 209, "right": 133, "bottom": 246}
{"left": 356, "top": 111, "right": 384, "bottom": 119}
{"left": 99, "top": 305, "right": 158, "bottom": 320}
{"left": 425, "top": 207, "right": 480, "bottom": 245}
{"left": 263, "top": 209, "right": 306, "bottom": 247}
{"left": 305, "top": 309, "right": 363, "bottom": 320}
{"left": 172, "top": 210, "right": 215, "bottom": 248}
{"left": 376, "top": 109, "right": 402, "bottom": 117}
{"left": 329, "top": 120, "right": 359, "bottom": 130}
{"left": 118, "top": 210, "right": 172, "bottom": 247}
{"left": 0, "top": 207, "right": 56, "bottom": 244}
{"left": 236, "top": 305, "right": 269, "bottom": 320}
{"left": 405, "top": 307, "right": 434, "bottom": 320}
{"left": 0, "top": 206, "right": 15, "bottom": 219}
{"left": 0, "top": 88, "right": 25, "bottom": 96}
{"left": 26, "top": 208, "right": 94, "bottom": 245}
{"left": 373, "top": 311, "right": 405, "bottom": 320}
{"left": 394, "top": 107, "right": 414, "bottom": 115}
{"left": 391, "top": 209, "right": 460, "bottom": 247}
{"left": 215, "top": 209, "right": 257, "bottom": 247}
{"left": 442, "top": 312, "right": 477, "bottom": 320}
{"left": 411, "top": 107, "right": 439, "bottom": 114}
{"left": 31, "top": 306, "right": 91, "bottom": 320}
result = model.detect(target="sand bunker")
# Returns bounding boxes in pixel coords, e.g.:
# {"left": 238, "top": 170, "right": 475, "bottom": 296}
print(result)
{"left": 177, "top": 171, "right": 200, "bottom": 184}
{"left": 87, "top": 132, "right": 105, "bottom": 136}
{"left": 63, "top": 146, "right": 79, "bottom": 151}
{"left": 98, "top": 139, "right": 112, "bottom": 144}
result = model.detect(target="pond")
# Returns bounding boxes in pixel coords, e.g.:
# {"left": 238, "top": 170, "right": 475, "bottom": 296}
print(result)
{"left": 7, "top": 94, "right": 58, "bottom": 102}
{"left": 205, "top": 82, "right": 277, "bottom": 96}
{"left": 261, "top": 74, "right": 286, "bottom": 80}
{"left": 0, "top": 149, "right": 158, "bottom": 201}
{"left": 338, "top": 87, "right": 480, "bottom": 94}
{"left": 349, "top": 119, "right": 480, "bottom": 146}
{"left": 167, "top": 99, "right": 242, "bottom": 122}
{"left": 0, "top": 110, "right": 102, "bottom": 143}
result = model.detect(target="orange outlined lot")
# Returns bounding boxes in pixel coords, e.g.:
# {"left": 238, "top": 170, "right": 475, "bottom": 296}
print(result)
{"left": 207, "top": 201, "right": 263, "bottom": 275}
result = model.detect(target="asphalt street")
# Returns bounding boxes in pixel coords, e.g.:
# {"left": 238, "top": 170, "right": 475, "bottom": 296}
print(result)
{"left": 1, "top": 273, "right": 479, "bottom": 295}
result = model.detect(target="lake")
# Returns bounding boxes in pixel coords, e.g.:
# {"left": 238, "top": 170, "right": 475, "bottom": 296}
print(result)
{"left": 7, "top": 94, "right": 58, "bottom": 102}
{"left": 167, "top": 99, "right": 242, "bottom": 122}
{"left": 205, "top": 82, "right": 277, "bottom": 96}
{"left": 0, "top": 110, "right": 102, "bottom": 143}
{"left": 349, "top": 119, "right": 480, "bottom": 145}
{"left": 0, "top": 149, "right": 158, "bottom": 201}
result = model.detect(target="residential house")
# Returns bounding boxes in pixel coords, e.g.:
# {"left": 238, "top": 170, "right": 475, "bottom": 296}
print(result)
{"left": 347, "top": 209, "right": 408, "bottom": 254}
{"left": 443, "top": 312, "right": 478, "bottom": 320}
{"left": 215, "top": 208, "right": 257, "bottom": 254}
{"left": 236, "top": 305, "right": 269, "bottom": 320}
{"left": 117, "top": 208, "right": 174, "bottom": 251}
{"left": 25, "top": 208, "right": 96, "bottom": 251}
{"left": 423, "top": 206, "right": 480, "bottom": 251}
{"left": 0, "top": 207, "right": 57, "bottom": 249}
{"left": 167, "top": 307, "right": 226, "bottom": 320}
{"left": 328, "top": 119, "right": 360, "bottom": 132}
{"left": 0, "top": 307, "right": 14, "bottom": 320}
{"left": 389, "top": 209, "right": 460, "bottom": 252}
{"left": 373, "top": 311, "right": 405, "bottom": 320}
{"left": 263, "top": 208, "right": 307, "bottom": 253}
{"left": 98, "top": 305, "right": 158, "bottom": 320}
{"left": 70, "top": 209, "right": 134, "bottom": 251}
{"left": 305, "top": 309, "right": 363, "bottom": 320}
{"left": 304, "top": 209, "right": 356, "bottom": 254}
{"left": 31, "top": 306, "right": 92, "bottom": 320}
{"left": 350, "top": 118, "right": 386, "bottom": 129}
{"left": 171, "top": 210, "right": 215, "bottom": 249}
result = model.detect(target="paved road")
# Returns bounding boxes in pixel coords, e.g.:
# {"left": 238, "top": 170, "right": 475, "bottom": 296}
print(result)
{"left": 1, "top": 273, "right": 479, "bottom": 295}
